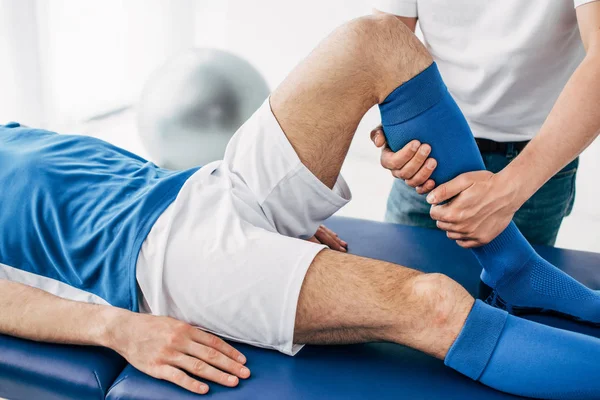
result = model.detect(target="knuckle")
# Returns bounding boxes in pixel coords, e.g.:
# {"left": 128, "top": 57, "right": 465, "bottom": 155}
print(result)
{"left": 191, "top": 381, "right": 204, "bottom": 393}
{"left": 194, "top": 360, "right": 207, "bottom": 374}
{"left": 209, "top": 335, "right": 221, "bottom": 348}
{"left": 405, "top": 178, "right": 417, "bottom": 187}
{"left": 170, "top": 369, "right": 185, "bottom": 383}
{"left": 397, "top": 170, "right": 410, "bottom": 180}
{"left": 206, "top": 347, "right": 219, "bottom": 360}
{"left": 440, "top": 186, "right": 447, "bottom": 198}
{"left": 166, "top": 332, "right": 180, "bottom": 347}
{"left": 159, "top": 347, "right": 174, "bottom": 361}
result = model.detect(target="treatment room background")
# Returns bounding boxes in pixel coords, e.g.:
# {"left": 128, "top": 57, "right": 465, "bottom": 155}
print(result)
{"left": 1, "top": 0, "right": 598, "bottom": 252}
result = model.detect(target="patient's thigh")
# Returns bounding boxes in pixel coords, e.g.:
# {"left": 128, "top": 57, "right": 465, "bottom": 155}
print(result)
{"left": 136, "top": 163, "right": 325, "bottom": 355}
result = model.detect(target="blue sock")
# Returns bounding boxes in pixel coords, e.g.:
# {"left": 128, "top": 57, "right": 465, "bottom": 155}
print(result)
{"left": 379, "top": 63, "right": 600, "bottom": 325}
{"left": 445, "top": 300, "right": 600, "bottom": 399}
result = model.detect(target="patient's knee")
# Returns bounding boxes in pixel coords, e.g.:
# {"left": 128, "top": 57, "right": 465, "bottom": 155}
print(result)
{"left": 339, "top": 14, "right": 432, "bottom": 99}
{"left": 410, "top": 273, "right": 473, "bottom": 329}
{"left": 347, "top": 14, "right": 429, "bottom": 60}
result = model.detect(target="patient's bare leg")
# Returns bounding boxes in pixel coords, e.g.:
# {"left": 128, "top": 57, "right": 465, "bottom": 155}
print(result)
{"left": 270, "top": 15, "right": 465, "bottom": 358}
{"left": 271, "top": 14, "right": 432, "bottom": 188}
{"left": 294, "top": 250, "right": 473, "bottom": 359}
{"left": 278, "top": 15, "right": 600, "bottom": 400}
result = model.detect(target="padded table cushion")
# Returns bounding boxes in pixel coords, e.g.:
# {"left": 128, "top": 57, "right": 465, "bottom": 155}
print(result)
{"left": 0, "top": 334, "right": 125, "bottom": 400}
{"left": 105, "top": 216, "right": 600, "bottom": 400}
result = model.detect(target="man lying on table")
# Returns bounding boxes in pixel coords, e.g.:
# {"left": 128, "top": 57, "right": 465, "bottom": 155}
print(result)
{"left": 2, "top": 14, "right": 600, "bottom": 399}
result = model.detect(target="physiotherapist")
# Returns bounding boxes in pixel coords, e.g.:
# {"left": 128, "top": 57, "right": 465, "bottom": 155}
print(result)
{"left": 370, "top": 0, "right": 600, "bottom": 247}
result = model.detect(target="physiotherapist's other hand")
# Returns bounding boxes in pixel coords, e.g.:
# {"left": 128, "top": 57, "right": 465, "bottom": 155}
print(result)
{"left": 427, "top": 170, "right": 519, "bottom": 248}
{"left": 108, "top": 310, "right": 251, "bottom": 394}
{"left": 370, "top": 125, "right": 437, "bottom": 194}
{"left": 308, "top": 225, "right": 348, "bottom": 252}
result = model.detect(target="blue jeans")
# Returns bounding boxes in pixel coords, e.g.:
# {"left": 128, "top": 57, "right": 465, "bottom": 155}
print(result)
{"left": 385, "top": 145, "right": 578, "bottom": 246}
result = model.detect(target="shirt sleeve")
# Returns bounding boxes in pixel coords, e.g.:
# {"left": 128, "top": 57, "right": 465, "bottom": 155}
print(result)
{"left": 574, "top": 0, "right": 600, "bottom": 8}
{"left": 371, "top": 0, "right": 418, "bottom": 17}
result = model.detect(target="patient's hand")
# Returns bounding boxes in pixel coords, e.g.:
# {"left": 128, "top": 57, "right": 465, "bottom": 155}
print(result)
{"left": 108, "top": 311, "right": 251, "bottom": 394}
{"left": 308, "top": 225, "right": 348, "bottom": 252}
{"left": 371, "top": 124, "right": 437, "bottom": 194}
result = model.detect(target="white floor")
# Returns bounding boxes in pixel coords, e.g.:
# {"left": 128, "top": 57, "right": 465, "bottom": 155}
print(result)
{"left": 75, "top": 106, "right": 600, "bottom": 254}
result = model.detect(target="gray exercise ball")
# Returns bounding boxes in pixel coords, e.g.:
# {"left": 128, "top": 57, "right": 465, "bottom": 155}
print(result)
{"left": 137, "top": 48, "right": 270, "bottom": 170}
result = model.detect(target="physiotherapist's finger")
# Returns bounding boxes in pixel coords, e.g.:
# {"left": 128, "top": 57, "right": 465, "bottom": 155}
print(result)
{"left": 426, "top": 174, "right": 473, "bottom": 205}
{"left": 370, "top": 126, "right": 386, "bottom": 148}
{"left": 177, "top": 354, "right": 239, "bottom": 388}
{"left": 187, "top": 343, "right": 250, "bottom": 379}
{"left": 159, "top": 366, "right": 209, "bottom": 395}
{"left": 380, "top": 140, "right": 420, "bottom": 171}
{"left": 429, "top": 203, "right": 453, "bottom": 223}
{"left": 416, "top": 179, "right": 436, "bottom": 195}
{"left": 192, "top": 330, "right": 247, "bottom": 364}
{"left": 369, "top": 124, "right": 382, "bottom": 140}
{"left": 446, "top": 231, "right": 468, "bottom": 240}
{"left": 394, "top": 144, "right": 431, "bottom": 181}
{"left": 456, "top": 239, "right": 480, "bottom": 249}
{"left": 405, "top": 158, "right": 437, "bottom": 188}
{"left": 436, "top": 220, "right": 456, "bottom": 232}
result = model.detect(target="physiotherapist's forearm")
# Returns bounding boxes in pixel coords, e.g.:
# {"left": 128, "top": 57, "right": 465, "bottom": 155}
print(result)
{"left": 501, "top": 51, "right": 600, "bottom": 206}
{"left": 0, "top": 278, "right": 124, "bottom": 347}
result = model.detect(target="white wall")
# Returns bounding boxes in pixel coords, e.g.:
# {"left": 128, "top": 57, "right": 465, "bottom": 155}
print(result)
{"left": 3, "top": 0, "right": 596, "bottom": 251}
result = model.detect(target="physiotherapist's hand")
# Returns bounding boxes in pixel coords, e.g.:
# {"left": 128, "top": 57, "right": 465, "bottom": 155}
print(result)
{"left": 370, "top": 125, "right": 438, "bottom": 194}
{"left": 309, "top": 225, "right": 348, "bottom": 252}
{"left": 107, "top": 310, "right": 251, "bottom": 394}
{"left": 427, "top": 170, "right": 520, "bottom": 248}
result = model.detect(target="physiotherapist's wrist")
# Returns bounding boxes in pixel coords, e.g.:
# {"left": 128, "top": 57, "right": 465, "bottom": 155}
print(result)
{"left": 495, "top": 167, "right": 530, "bottom": 213}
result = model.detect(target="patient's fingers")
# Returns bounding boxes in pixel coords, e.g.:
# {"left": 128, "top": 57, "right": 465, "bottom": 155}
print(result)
{"left": 321, "top": 225, "right": 348, "bottom": 247}
{"left": 159, "top": 365, "right": 209, "bottom": 394}
{"left": 315, "top": 226, "right": 347, "bottom": 252}
{"left": 307, "top": 236, "right": 321, "bottom": 244}
{"left": 186, "top": 343, "right": 250, "bottom": 379}
{"left": 192, "top": 329, "right": 247, "bottom": 364}
{"left": 177, "top": 354, "right": 239, "bottom": 387}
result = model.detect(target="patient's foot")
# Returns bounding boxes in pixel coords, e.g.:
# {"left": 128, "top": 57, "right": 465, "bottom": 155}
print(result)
{"left": 473, "top": 223, "right": 600, "bottom": 325}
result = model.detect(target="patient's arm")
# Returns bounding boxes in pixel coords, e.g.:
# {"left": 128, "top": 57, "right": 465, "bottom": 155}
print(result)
{"left": 0, "top": 279, "right": 250, "bottom": 394}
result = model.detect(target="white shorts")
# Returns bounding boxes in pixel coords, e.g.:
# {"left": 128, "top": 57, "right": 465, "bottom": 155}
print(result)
{"left": 136, "top": 99, "right": 351, "bottom": 355}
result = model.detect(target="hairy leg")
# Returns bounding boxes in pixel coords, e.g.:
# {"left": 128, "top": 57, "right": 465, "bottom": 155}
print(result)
{"left": 294, "top": 250, "right": 600, "bottom": 399}
{"left": 294, "top": 250, "right": 472, "bottom": 359}
{"left": 270, "top": 16, "right": 600, "bottom": 397}
{"left": 270, "top": 14, "right": 432, "bottom": 188}
{"left": 270, "top": 13, "right": 600, "bottom": 326}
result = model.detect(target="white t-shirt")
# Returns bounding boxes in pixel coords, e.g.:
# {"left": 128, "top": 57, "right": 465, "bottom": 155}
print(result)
{"left": 373, "top": 0, "right": 598, "bottom": 142}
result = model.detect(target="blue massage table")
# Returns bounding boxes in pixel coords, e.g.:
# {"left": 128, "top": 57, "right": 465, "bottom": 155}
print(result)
{"left": 1, "top": 216, "right": 599, "bottom": 400}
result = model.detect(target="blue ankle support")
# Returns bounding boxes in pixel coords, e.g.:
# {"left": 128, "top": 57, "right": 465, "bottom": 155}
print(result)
{"left": 378, "top": 62, "right": 600, "bottom": 325}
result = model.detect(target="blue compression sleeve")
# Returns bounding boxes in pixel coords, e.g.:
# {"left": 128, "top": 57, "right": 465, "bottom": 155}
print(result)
{"left": 379, "top": 63, "right": 600, "bottom": 325}
{"left": 445, "top": 300, "right": 600, "bottom": 399}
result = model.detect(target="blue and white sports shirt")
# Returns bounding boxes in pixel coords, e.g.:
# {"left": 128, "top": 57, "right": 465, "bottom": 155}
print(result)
{"left": 0, "top": 123, "right": 198, "bottom": 311}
